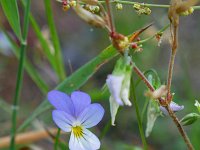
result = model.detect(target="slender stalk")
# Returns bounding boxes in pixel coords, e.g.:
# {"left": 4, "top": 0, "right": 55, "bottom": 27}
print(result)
{"left": 137, "top": 24, "right": 170, "bottom": 45}
{"left": 105, "top": 0, "right": 115, "bottom": 32}
{"left": 56, "top": 0, "right": 200, "bottom": 10}
{"left": 130, "top": 77, "right": 148, "bottom": 150}
{"left": 98, "top": 0, "right": 200, "bottom": 10}
{"left": 165, "top": 105, "right": 194, "bottom": 150}
{"left": 10, "top": 0, "right": 31, "bottom": 149}
{"left": 54, "top": 129, "right": 61, "bottom": 150}
{"left": 166, "top": 26, "right": 178, "bottom": 101}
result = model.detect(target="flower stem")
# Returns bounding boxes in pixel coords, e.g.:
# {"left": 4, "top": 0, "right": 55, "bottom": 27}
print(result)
{"left": 130, "top": 77, "right": 148, "bottom": 150}
{"left": 54, "top": 129, "right": 61, "bottom": 150}
{"left": 166, "top": 25, "right": 178, "bottom": 101}
{"left": 165, "top": 105, "right": 194, "bottom": 150}
{"left": 10, "top": 0, "right": 31, "bottom": 149}
{"left": 98, "top": 0, "right": 200, "bottom": 10}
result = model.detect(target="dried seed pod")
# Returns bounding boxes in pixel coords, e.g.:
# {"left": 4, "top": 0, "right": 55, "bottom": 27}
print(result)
{"left": 74, "top": 4, "right": 106, "bottom": 28}
{"left": 145, "top": 85, "right": 167, "bottom": 99}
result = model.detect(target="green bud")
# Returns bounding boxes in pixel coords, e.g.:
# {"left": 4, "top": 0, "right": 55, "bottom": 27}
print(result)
{"left": 133, "top": 3, "right": 141, "bottom": 10}
{"left": 116, "top": 3, "right": 123, "bottom": 10}
{"left": 180, "top": 7, "right": 194, "bottom": 16}
{"left": 180, "top": 113, "right": 200, "bottom": 126}
{"left": 194, "top": 100, "right": 200, "bottom": 113}
{"left": 70, "top": 1, "right": 77, "bottom": 7}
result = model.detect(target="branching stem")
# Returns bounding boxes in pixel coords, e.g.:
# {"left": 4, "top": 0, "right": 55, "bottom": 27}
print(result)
{"left": 131, "top": 62, "right": 194, "bottom": 149}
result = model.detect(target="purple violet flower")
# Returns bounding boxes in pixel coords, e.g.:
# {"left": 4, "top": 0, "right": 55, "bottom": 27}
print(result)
{"left": 48, "top": 90, "right": 104, "bottom": 150}
{"left": 160, "top": 101, "right": 184, "bottom": 115}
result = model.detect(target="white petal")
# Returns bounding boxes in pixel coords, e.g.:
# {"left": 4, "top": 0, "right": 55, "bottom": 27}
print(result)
{"left": 120, "top": 67, "right": 132, "bottom": 106}
{"left": 121, "top": 81, "right": 132, "bottom": 106}
{"left": 109, "top": 96, "right": 119, "bottom": 126}
{"left": 194, "top": 100, "right": 200, "bottom": 107}
{"left": 69, "top": 128, "right": 100, "bottom": 150}
{"left": 106, "top": 75, "right": 124, "bottom": 105}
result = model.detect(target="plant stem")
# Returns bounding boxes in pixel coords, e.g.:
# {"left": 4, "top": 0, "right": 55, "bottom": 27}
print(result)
{"left": 137, "top": 24, "right": 170, "bottom": 45}
{"left": 166, "top": 25, "right": 178, "bottom": 101}
{"left": 165, "top": 105, "right": 194, "bottom": 150}
{"left": 131, "top": 61, "right": 194, "bottom": 149}
{"left": 10, "top": 0, "right": 31, "bottom": 149}
{"left": 130, "top": 77, "right": 148, "bottom": 150}
{"left": 98, "top": 0, "right": 200, "bottom": 10}
{"left": 54, "top": 129, "right": 61, "bottom": 150}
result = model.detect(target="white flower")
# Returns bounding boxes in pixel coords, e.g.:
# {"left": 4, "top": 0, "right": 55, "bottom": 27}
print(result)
{"left": 106, "top": 57, "right": 132, "bottom": 125}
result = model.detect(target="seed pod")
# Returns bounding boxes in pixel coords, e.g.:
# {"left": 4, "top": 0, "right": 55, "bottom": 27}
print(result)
{"left": 180, "top": 113, "right": 200, "bottom": 126}
{"left": 74, "top": 4, "right": 106, "bottom": 28}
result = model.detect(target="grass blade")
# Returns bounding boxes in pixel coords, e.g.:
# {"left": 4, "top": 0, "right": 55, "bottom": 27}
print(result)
{"left": 0, "top": 0, "right": 22, "bottom": 41}
{"left": 130, "top": 77, "right": 148, "bottom": 150}
{"left": 44, "top": 0, "right": 66, "bottom": 81}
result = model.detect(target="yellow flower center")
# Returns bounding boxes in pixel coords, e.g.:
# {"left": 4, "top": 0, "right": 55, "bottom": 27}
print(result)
{"left": 72, "top": 126, "right": 83, "bottom": 138}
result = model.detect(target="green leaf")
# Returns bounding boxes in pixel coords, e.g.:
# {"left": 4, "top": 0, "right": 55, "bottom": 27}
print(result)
{"left": 18, "top": 44, "right": 117, "bottom": 131}
{"left": 0, "top": 0, "right": 22, "bottom": 41}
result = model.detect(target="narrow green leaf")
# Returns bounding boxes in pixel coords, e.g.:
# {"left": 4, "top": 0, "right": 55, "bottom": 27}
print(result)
{"left": 44, "top": 0, "right": 66, "bottom": 81}
{"left": 0, "top": 0, "right": 22, "bottom": 41}
{"left": 130, "top": 77, "right": 148, "bottom": 150}
{"left": 18, "top": 45, "right": 117, "bottom": 131}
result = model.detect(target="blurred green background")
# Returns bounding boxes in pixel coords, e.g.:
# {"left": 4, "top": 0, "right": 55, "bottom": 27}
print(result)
{"left": 0, "top": 0, "right": 200, "bottom": 149}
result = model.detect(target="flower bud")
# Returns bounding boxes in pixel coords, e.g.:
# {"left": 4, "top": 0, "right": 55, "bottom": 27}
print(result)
{"left": 106, "top": 56, "right": 133, "bottom": 125}
{"left": 70, "top": 1, "right": 77, "bottom": 7}
{"left": 180, "top": 7, "right": 194, "bottom": 16}
{"left": 74, "top": 4, "right": 106, "bottom": 28}
{"left": 116, "top": 3, "right": 123, "bottom": 10}
{"left": 194, "top": 100, "right": 200, "bottom": 113}
{"left": 180, "top": 113, "right": 200, "bottom": 126}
